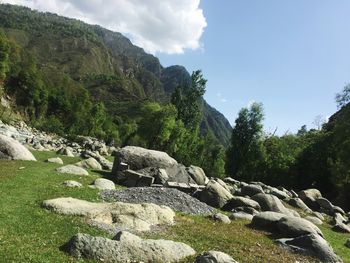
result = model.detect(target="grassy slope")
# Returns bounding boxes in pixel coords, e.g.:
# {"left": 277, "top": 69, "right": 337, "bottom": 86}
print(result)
{"left": 0, "top": 150, "right": 348, "bottom": 262}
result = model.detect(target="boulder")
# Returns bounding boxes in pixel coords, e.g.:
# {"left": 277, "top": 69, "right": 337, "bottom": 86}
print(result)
{"left": 42, "top": 197, "right": 175, "bottom": 232}
{"left": 333, "top": 213, "right": 347, "bottom": 225}
{"left": 0, "top": 134, "right": 36, "bottom": 161}
{"left": 333, "top": 206, "right": 345, "bottom": 215}
{"left": 276, "top": 234, "right": 342, "bottom": 263}
{"left": 277, "top": 217, "right": 323, "bottom": 238}
{"left": 82, "top": 150, "right": 113, "bottom": 170}
{"left": 90, "top": 178, "right": 115, "bottom": 190}
{"left": 75, "top": 157, "right": 102, "bottom": 170}
{"left": 265, "top": 186, "right": 290, "bottom": 200}
{"left": 65, "top": 232, "right": 195, "bottom": 262}
{"left": 241, "top": 184, "right": 264, "bottom": 197}
{"left": 56, "top": 165, "right": 89, "bottom": 176}
{"left": 212, "top": 213, "right": 231, "bottom": 224}
{"left": 137, "top": 167, "right": 169, "bottom": 185}
{"left": 63, "top": 180, "right": 82, "bottom": 188}
{"left": 223, "top": 196, "right": 261, "bottom": 211}
{"left": 316, "top": 197, "right": 334, "bottom": 214}
{"left": 113, "top": 146, "right": 178, "bottom": 170}
{"left": 332, "top": 223, "right": 350, "bottom": 233}
{"left": 194, "top": 251, "right": 238, "bottom": 263}
{"left": 186, "top": 165, "right": 209, "bottom": 185}
{"left": 47, "top": 157, "right": 63, "bottom": 165}
{"left": 298, "top": 189, "right": 322, "bottom": 210}
{"left": 165, "top": 164, "right": 196, "bottom": 184}
{"left": 304, "top": 216, "right": 323, "bottom": 225}
{"left": 58, "top": 147, "right": 74, "bottom": 157}
{"left": 232, "top": 206, "right": 259, "bottom": 216}
{"left": 198, "top": 180, "right": 233, "bottom": 208}
{"left": 345, "top": 238, "right": 350, "bottom": 248}
{"left": 251, "top": 193, "right": 293, "bottom": 216}
{"left": 251, "top": 212, "right": 286, "bottom": 232}
{"left": 288, "top": 198, "right": 312, "bottom": 212}
{"left": 230, "top": 212, "right": 253, "bottom": 221}
{"left": 223, "top": 177, "right": 240, "bottom": 186}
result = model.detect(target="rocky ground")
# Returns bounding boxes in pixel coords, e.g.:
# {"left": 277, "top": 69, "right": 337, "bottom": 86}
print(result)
{"left": 101, "top": 187, "right": 216, "bottom": 216}
{"left": 1, "top": 121, "right": 350, "bottom": 262}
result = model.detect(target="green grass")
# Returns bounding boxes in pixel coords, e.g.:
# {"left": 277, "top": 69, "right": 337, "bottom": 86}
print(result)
{"left": 320, "top": 225, "right": 350, "bottom": 262}
{"left": 0, "top": 150, "right": 349, "bottom": 262}
{"left": 144, "top": 215, "right": 317, "bottom": 263}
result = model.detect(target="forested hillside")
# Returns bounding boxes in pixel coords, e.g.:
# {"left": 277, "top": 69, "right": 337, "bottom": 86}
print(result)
{"left": 0, "top": 4, "right": 231, "bottom": 176}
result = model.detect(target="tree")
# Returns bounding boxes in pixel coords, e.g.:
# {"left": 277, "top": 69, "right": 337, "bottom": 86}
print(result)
{"left": 138, "top": 103, "right": 177, "bottom": 150}
{"left": 171, "top": 70, "right": 206, "bottom": 129}
{"left": 226, "top": 102, "right": 265, "bottom": 181}
{"left": 0, "top": 30, "right": 10, "bottom": 84}
{"left": 336, "top": 84, "right": 350, "bottom": 109}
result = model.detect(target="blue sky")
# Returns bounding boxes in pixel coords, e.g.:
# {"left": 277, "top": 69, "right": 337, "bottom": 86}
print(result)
{"left": 158, "top": 0, "right": 350, "bottom": 134}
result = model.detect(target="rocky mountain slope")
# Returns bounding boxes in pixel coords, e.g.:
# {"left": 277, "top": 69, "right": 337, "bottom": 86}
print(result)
{"left": 0, "top": 4, "right": 232, "bottom": 145}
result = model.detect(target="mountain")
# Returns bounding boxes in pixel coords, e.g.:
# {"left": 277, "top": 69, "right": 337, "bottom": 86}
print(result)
{"left": 0, "top": 4, "right": 231, "bottom": 145}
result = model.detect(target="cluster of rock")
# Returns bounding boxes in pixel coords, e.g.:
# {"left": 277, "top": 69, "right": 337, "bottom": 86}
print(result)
{"left": 0, "top": 120, "right": 114, "bottom": 163}
{"left": 106, "top": 146, "right": 348, "bottom": 262}
{"left": 2, "top": 125, "right": 348, "bottom": 262}
{"left": 112, "top": 146, "right": 208, "bottom": 192}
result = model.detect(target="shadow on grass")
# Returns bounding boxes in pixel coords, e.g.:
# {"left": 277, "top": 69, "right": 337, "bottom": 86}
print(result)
{"left": 93, "top": 170, "right": 116, "bottom": 182}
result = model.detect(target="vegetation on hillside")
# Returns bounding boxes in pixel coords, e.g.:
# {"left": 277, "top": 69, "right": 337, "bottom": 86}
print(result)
{"left": 0, "top": 4, "right": 228, "bottom": 177}
{"left": 225, "top": 87, "right": 350, "bottom": 209}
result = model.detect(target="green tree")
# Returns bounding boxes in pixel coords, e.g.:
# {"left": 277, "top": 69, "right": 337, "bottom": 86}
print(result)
{"left": 226, "top": 102, "right": 265, "bottom": 181}
{"left": 171, "top": 70, "right": 206, "bottom": 129}
{"left": 336, "top": 84, "right": 350, "bottom": 109}
{"left": 138, "top": 102, "right": 177, "bottom": 150}
{"left": 0, "top": 30, "right": 10, "bottom": 84}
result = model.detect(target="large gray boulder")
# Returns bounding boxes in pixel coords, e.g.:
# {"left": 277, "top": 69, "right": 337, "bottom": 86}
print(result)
{"left": 194, "top": 251, "right": 238, "bottom": 263}
{"left": 277, "top": 216, "right": 323, "bottom": 238}
{"left": 241, "top": 184, "right": 264, "bottom": 197}
{"left": 43, "top": 197, "right": 175, "bottom": 232}
{"left": 186, "top": 165, "right": 209, "bottom": 185}
{"left": 198, "top": 180, "right": 233, "bottom": 208}
{"left": 288, "top": 198, "right": 312, "bottom": 212}
{"left": 165, "top": 164, "right": 196, "bottom": 184}
{"left": 251, "top": 193, "right": 294, "bottom": 216}
{"left": 251, "top": 211, "right": 286, "bottom": 232}
{"left": 56, "top": 165, "right": 89, "bottom": 176}
{"left": 230, "top": 212, "right": 253, "bottom": 221}
{"left": 212, "top": 213, "right": 231, "bottom": 224}
{"left": 223, "top": 196, "right": 261, "bottom": 211}
{"left": 298, "top": 189, "right": 322, "bottom": 210}
{"left": 0, "top": 134, "right": 36, "bottom": 161}
{"left": 65, "top": 232, "right": 195, "bottom": 262}
{"left": 81, "top": 150, "right": 113, "bottom": 170}
{"left": 113, "top": 146, "right": 178, "bottom": 170}
{"left": 75, "top": 157, "right": 102, "bottom": 170}
{"left": 89, "top": 178, "right": 115, "bottom": 190}
{"left": 276, "top": 234, "right": 342, "bottom": 263}
{"left": 47, "top": 157, "right": 64, "bottom": 164}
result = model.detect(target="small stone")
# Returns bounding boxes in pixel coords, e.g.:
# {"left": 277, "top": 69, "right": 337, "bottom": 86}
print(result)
{"left": 194, "top": 251, "right": 238, "bottom": 263}
{"left": 212, "top": 213, "right": 231, "bottom": 224}
{"left": 90, "top": 178, "right": 115, "bottom": 190}
{"left": 63, "top": 180, "right": 82, "bottom": 188}
{"left": 56, "top": 165, "right": 89, "bottom": 176}
{"left": 47, "top": 157, "right": 64, "bottom": 165}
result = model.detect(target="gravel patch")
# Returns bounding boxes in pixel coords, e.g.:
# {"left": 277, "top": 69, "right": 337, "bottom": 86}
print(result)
{"left": 100, "top": 187, "right": 216, "bottom": 216}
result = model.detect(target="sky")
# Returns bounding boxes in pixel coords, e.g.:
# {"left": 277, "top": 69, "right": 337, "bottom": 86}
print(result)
{"left": 3, "top": 0, "right": 350, "bottom": 134}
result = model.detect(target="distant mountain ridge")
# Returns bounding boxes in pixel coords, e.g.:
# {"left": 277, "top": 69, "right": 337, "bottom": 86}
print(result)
{"left": 0, "top": 4, "right": 232, "bottom": 145}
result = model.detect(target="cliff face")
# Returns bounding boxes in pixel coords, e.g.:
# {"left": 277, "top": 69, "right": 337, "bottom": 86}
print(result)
{"left": 0, "top": 4, "right": 232, "bottom": 145}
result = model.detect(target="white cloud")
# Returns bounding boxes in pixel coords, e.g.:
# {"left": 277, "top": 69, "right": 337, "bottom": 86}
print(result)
{"left": 3, "top": 0, "right": 207, "bottom": 54}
